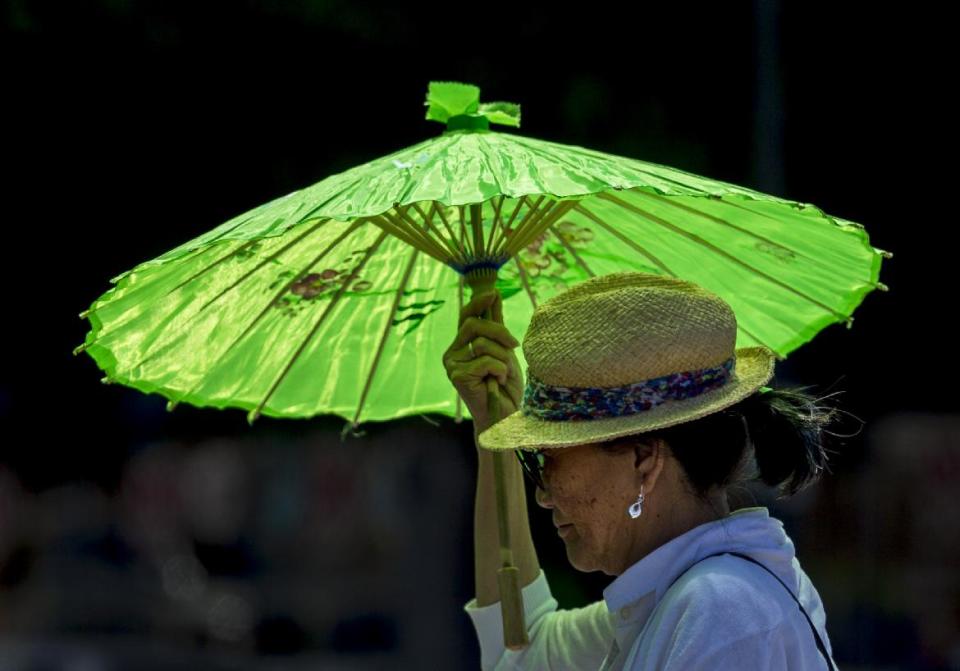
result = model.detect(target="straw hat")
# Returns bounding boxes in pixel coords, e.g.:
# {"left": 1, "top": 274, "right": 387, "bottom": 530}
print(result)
{"left": 477, "top": 272, "right": 778, "bottom": 452}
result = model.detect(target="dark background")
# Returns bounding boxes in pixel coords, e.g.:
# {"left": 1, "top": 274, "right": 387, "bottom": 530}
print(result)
{"left": 3, "top": 1, "right": 955, "bottom": 669}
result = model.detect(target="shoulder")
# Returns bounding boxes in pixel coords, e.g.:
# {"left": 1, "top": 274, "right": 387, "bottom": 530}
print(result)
{"left": 653, "top": 554, "right": 788, "bottom": 640}
{"left": 630, "top": 556, "right": 795, "bottom": 670}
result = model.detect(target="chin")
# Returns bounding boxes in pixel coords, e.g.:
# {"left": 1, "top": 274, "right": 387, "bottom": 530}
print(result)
{"left": 566, "top": 540, "right": 617, "bottom": 575}
{"left": 569, "top": 557, "right": 614, "bottom": 575}
{"left": 567, "top": 547, "right": 606, "bottom": 575}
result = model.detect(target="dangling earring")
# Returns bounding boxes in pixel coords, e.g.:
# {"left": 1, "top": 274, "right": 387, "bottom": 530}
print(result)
{"left": 628, "top": 484, "right": 645, "bottom": 519}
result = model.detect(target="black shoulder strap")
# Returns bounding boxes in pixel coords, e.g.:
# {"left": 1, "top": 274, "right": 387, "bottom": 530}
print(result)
{"left": 670, "top": 551, "right": 838, "bottom": 671}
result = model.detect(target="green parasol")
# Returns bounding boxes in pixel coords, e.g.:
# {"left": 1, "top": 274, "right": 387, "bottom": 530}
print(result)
{"left": 75, "top": 80, "right": 890, "bottom": 650}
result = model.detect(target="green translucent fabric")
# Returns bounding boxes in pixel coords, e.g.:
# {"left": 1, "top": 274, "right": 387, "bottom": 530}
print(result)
{"left": 76, "top": 84, "right": 890, "bottom": 430}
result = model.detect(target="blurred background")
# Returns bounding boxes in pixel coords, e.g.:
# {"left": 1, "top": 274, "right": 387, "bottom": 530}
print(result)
{"left": 3, "top": 1, "right": 955, "bottom": 669}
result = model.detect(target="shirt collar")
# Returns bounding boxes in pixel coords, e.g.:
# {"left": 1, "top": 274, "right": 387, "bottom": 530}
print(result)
{"left": 602, "top": 506, "right": 795, "bottom": 631}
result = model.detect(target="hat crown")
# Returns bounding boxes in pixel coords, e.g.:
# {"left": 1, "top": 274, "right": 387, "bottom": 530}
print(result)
{"left": 523, "top": 272, "right": 737, "bottom": 388}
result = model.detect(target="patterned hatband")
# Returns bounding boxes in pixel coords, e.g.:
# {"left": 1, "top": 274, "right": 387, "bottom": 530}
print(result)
{"left": 521, "top": 357, "right": 735, "bottom": 421}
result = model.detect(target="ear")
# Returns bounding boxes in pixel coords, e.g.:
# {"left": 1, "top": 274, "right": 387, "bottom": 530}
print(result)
{"left": 633, "top": 437, "right": 667, "bottom": 495}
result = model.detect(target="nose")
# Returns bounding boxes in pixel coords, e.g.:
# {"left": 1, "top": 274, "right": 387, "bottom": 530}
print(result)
{"left": 534, "top": 482, "right": 553, "bottom": 509}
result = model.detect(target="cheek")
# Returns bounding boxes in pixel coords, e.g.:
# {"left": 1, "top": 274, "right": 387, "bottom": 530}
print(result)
{"left": 590, "top": 495, "right": 625, "bottom": 529}
{"left": 548, "top": 470, "right": 594, "bottom": 505}
{"left": 543, "top": 482, "right": 587, "bottom": 525}
{"left": 548, "top": 460, "right": 630, "bottom": 527}
{"left": 554, "top": 482, "right": 619, "bottom": 526}
{"left": 578, "top": 482, "right": 633, "bottom": 536}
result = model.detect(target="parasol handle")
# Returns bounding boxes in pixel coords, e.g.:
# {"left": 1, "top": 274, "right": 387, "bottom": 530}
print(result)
{"left": 481, "top": 302, "right": 530, "bottom": 651}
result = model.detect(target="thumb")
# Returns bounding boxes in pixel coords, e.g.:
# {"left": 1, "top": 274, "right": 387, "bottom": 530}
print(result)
{"left": 477, "top": 290, "right": 497, "bottom": 316}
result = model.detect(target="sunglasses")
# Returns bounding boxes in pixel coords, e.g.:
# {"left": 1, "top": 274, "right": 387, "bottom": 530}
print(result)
{"left": 514, "top": 448, "right": 547, "bottom": 490}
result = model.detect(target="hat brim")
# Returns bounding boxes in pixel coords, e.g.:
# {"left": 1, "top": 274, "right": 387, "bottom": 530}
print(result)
{"left": 477, "top": 346, "right": 777, "bottom": 452}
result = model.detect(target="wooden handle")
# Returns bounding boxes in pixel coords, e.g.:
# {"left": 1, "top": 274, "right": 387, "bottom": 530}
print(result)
{"left": 482, "top": 303, "right": 530, "bottom": 651}
{"left": 497, "top": 566, "right": 530, "bottom": 650}
{"left": 497, "top": 564, "right": 530, "bottom": 650}
{"left": 464, "top": 276, "right": 529, "bottom": 650}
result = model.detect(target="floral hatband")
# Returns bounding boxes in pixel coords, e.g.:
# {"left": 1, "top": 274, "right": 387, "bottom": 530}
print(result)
{"left": 521, "top": 357, "right": 735, "bottom": 421}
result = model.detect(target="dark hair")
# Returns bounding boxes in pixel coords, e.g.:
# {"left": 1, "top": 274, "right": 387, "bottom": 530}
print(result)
{"left": 597, "top": 385, "right": 858, "bottom": 503}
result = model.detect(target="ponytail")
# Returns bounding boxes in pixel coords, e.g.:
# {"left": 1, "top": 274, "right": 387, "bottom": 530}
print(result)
{"left": 738, "top": 386, "right": 846, "bottom": 498}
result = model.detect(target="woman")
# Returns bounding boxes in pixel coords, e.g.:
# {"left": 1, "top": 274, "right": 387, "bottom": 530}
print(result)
{"left": 443, "top": 272, "right": 845, "bottom": 670}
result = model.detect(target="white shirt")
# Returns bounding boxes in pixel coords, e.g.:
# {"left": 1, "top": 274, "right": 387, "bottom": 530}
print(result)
{"left": 463, "top": 506, "right": 838, "bottom": 670}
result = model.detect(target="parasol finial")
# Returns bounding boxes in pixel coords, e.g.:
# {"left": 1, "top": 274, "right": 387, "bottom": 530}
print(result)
{"left": 424, "top": 81, "right": 521, "bottom": 132}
